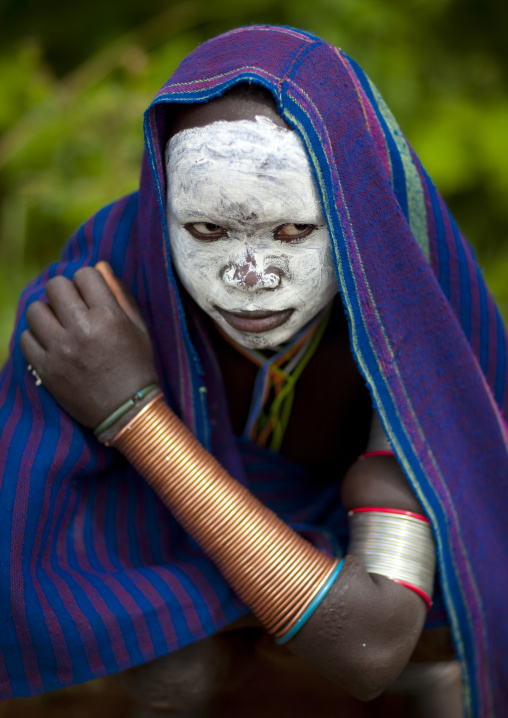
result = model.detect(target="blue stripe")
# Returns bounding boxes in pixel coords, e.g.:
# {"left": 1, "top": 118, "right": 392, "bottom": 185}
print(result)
{"left": 31, "top": 425, "right": 95, "bottom": 688}
{"left": 495, "top": 307, "right": 506, "bottom": 407}
{"left": 64, "top": 465, "right": 132, "bottom": 672}
{"left": 103, "top": 569, "right": 168, "bottom": 657}
{"left": 0, "top": 397, "right": 35, "bottom": 694}
{"left": 346, "top": 58, "right": 408, "bottom": 219}
{"left": 134, "top": 567, "right": 191, "bottom": 646}
{"left": 58, "top": 202, "right": 114, "bottom": 272}
{"left": 92, "top": 204, "right": 112, "bottom": 262}
{"left": 281, "top": 25, "right": 322, "bottom": 42}
{"left": 114, "top": 474, "right": 171, "bottom": 654}
{"left": 59, "top": 223, "right": 86, "bottom": 270}
{"left": 422, "top": 169, "right": 451, "bottom": 301}
{"left": 474, "top": 263, "right": 490, "bottom": 376}
{"left": 79, "top": 468, "right": 148, "bottom": 663}
{"left": 18, "top": 402, "right": 69, "bottom": 692}
{"left": 92, "top": 472, "right": 169, "bottom": 661}
{"left": 450, "top": 217, "right": 472, "bottom": 342}
{"left": 65, "top": 443, "right": 140, "bottom": 674}
{"left": 111, "top": 193, "right": 138, "bottom": 267}
{"left": 46, "top": 473, "right": 97, "bottom": 683}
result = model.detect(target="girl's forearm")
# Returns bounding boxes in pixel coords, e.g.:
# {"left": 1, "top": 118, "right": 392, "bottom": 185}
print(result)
{"left": 103, "top": 396, "right": 430, "bottom": 699}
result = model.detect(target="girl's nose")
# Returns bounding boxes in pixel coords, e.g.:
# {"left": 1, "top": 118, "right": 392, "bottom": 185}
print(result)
{"left": 221, "top": 249, "right": 283, "bottom": 292}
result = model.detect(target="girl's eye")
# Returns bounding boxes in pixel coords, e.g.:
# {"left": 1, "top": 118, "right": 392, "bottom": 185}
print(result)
{"left": 185, "top": 223, "right": 227, "bottom": 240}
{"left": 274, "top": 224, "right": 316, "bottom": 243}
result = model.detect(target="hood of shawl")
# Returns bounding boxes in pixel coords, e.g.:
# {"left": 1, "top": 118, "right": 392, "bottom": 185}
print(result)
{"left": 136, "top": 26, "right": 438, "bottom": 446}
{"left": 136, "top": 25, "right": 506, "bottom": 467}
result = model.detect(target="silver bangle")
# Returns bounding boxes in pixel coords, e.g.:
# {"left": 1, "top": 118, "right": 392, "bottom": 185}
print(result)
{"left": 348, "top": 508, "right": 436, "bottom": 607}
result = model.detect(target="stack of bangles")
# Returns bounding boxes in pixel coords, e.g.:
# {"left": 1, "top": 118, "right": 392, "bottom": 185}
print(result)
{"left": 96, "top": 387, "right": 435, "bottom": 644}
{"left": 348, "top": 506, "right": 435, "bottom": 608}
{"left": 355, "top": 450, "right": 435, "bottom": 607}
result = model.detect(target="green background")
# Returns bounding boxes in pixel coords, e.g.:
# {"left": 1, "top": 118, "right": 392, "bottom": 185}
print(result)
{"left": 1, "top": 0, "right": 507, "bottom": 364}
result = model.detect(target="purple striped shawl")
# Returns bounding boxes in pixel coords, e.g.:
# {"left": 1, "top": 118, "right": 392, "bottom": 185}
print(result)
{"left": 0, "top": 26, "right": 507, "bottom": 717}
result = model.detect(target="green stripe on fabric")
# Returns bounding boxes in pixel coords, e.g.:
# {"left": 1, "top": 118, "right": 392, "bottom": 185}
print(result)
{"left": 367, "top": 80, "right": 430, "bottom": 263}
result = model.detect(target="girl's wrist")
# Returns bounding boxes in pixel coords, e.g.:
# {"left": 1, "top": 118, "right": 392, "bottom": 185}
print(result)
{"left": 95, "top": 386, "right": 162, "bottom": 445}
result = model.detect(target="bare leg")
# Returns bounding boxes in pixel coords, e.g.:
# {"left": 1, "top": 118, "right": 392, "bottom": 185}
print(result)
{"left": 387, "top": 660, "right": 463, "bottom": 718}
{"left": 112, "top": 619, "right": 260, "bottom": 715}
{"left": 113, "top": 635, "right": 232, "bottom": 714}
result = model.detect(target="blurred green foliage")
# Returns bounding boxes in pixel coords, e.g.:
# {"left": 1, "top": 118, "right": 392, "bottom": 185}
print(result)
{"left": 1, "top": 0, "right": 507, "bottom": 363}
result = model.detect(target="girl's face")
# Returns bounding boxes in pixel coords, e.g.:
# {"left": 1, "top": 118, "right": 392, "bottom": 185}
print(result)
{"left": 166, "top": 115, "right": 337, "bottom": 350}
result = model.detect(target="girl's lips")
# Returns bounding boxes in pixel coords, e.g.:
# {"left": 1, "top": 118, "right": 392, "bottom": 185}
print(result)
{"left": 216, "top": 307, "right": 294, "bottom": 333}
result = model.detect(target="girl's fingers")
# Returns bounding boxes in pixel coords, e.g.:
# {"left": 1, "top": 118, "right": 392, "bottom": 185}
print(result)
{"left": 44, "top": 275, "right": 88, "bottom": 327}
{"left": 72, "top": 266, "right": 118, "bottom": 309}
{"left": 25, "top": 300, "right": 62, "bottom": 349}
{"left": 20, "top": 328, "right": 47, "bottom": 372}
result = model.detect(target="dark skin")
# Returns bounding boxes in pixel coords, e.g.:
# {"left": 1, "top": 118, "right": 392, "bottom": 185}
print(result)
{"left": 20, "top": 91, "right": 452, "bottom": 703}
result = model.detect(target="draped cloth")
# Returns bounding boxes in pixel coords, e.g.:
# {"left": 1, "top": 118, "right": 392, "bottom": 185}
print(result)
{"left": 0, "top": 26, "right": 507, "bottom": 716}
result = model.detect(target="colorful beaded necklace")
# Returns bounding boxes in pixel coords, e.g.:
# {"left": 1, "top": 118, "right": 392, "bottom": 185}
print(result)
{"left": 218, "top": 304, "right": 332, "bottom": 451}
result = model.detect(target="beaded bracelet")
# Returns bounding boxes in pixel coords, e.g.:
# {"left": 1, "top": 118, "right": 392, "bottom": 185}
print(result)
{"left": 93, "top": 384, "right": 159, "bottom": 436}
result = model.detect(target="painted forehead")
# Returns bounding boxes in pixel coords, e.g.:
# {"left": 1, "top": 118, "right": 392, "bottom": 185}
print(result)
{"left": 165, "top": 115, "right": 314, "bottom": 179}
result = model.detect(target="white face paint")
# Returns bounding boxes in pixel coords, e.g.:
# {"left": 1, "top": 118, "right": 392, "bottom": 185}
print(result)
{"left": 165, "top": 116, "right": 337, "bottom": 349}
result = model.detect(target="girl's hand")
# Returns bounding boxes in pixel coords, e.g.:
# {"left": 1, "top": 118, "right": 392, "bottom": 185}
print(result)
{"left": 20, "top": 263, "right": 158, "bottom": 429}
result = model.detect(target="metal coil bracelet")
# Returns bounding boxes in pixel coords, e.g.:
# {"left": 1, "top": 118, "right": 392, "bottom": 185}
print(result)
{"left": 348, "top": 507, "right": 436, "bottom": 608}
{"left": 110, "top": 394, "right": 339, "bottom": 638}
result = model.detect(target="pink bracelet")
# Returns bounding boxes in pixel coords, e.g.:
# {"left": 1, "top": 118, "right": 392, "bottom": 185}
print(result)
{"left": 360, "top": 450, "right": 395, "bottom": 459}
{"left": 350, "top": 506, "right": 430, "bottom": 523}
{"left": 391, "top": 580, "right": 432, "bottom": 610}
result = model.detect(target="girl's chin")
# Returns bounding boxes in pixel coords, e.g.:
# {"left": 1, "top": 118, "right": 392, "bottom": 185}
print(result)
{"left": 222, "top": 320, "right": 304, "bottom": 351}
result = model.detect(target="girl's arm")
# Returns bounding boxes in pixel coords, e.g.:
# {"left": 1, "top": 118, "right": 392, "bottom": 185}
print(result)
{"left": 20, "top": 265, "right": 434, "bottom": 701}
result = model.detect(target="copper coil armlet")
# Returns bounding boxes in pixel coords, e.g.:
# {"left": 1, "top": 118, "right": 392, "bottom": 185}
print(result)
{"left": 110, "top": 394, "right": 338, "bottom": 638}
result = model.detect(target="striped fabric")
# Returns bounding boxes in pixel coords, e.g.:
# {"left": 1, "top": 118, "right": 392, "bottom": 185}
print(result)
{"left": 0, "top": 26, "right": 507, "bottom": 716}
